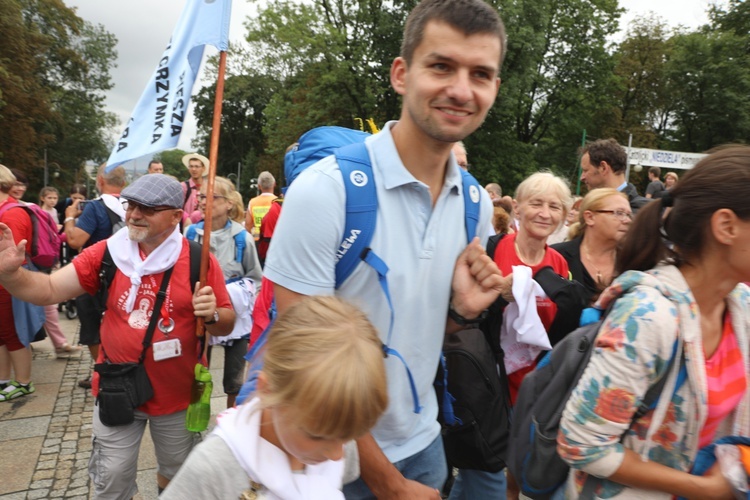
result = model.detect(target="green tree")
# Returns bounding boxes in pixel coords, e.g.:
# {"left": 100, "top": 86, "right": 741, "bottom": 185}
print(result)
{"left": 665, "top": 29, "right": 750, "bottom": 151}
{"left": 710, "top": 0, "right": 750, "bottom": 53}
{"left": 192, "top": 69, "right": 280, "bottom": 193}
{"left": 467, "top": 0, "right": 621, "bottom": 190}
{"left": 0, "top": 0, "right": 117, "bottom": 193}
{"left": 0, "top": 0, "right": 55, "bottom": 171}
{"left": 45, "top": 21, "right": 118, "bottom": 189}
{"left": 593, "top": 17, "right": 673, "bottom": 148}
{"left": 155, "top": 149, "right": 190, "bottom": 179}
{"left": 244, "top": 0, "right": 408, "bottom": 171}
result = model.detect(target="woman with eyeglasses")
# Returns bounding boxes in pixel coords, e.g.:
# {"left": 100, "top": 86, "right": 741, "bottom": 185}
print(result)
{"left": 184, "top": 177, "right": 262, "bottom": 408}
{"left": 557, "top": 146, "right": 750, "bottom": 499}
{"left": 552, "top": 188, "right": 632, "bottom": 304}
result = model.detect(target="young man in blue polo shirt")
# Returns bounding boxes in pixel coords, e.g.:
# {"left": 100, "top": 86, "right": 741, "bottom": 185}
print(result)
{"left": 264, "top": 1, "right": 507, "bottom": 498}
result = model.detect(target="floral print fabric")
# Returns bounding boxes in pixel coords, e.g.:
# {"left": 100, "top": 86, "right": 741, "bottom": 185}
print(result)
{"left": 557, "top": 265, "right": 750, "bottom": 499}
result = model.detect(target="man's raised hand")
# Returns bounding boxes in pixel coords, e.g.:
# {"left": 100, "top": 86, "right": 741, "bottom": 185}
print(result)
{"left": 0, "top": 223, "right": 27, "bottom": 274}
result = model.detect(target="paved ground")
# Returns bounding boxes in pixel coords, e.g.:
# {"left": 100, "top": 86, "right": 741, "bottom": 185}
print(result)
{"left": 0, "top": 314, "right": 231, "bottom": 500}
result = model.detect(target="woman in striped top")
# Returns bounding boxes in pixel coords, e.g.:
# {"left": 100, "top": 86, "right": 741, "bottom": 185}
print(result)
{"left": 557, "top": 145, "right": 750, "bottom": 499}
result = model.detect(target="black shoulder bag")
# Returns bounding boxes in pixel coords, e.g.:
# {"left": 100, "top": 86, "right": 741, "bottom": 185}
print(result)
{"left": 94, "top": 266, "right": 174, "bottom": 427}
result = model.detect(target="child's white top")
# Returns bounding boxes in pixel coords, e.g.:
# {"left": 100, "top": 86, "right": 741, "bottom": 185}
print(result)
{"left": 162, "top": 397, "right": 352, "bottom": 499}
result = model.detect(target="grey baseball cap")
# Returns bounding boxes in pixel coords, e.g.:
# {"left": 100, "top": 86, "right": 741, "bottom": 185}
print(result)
{"left": 121, "top": 174, "right": 183, "bottom": 208}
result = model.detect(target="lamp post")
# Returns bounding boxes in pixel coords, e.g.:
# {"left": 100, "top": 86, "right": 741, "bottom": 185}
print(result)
{"left": 43, "top": 150, "right": 61, "bottom": 187}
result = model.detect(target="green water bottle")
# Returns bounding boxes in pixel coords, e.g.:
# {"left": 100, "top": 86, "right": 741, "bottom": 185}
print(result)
{"left": 186, "top": 363, "right": 212, "bottom": 432}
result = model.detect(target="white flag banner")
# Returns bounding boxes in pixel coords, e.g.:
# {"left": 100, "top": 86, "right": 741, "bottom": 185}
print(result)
{"left": 106, "top": 0, "right": 231, "bottom": 171}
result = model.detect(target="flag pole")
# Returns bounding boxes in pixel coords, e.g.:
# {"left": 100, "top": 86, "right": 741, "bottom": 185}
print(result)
{"left": 196, "top": 49, "right": 228, "bottom": 338}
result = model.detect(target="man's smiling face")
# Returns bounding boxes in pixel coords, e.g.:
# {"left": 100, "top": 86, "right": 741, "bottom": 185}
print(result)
{"left": 391, "top": 20, "right": 501, "bottom": 145}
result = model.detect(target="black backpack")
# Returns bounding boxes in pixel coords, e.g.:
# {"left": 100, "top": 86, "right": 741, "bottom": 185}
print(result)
{"left": 437, "top": 325, "right": 511, "bottom": 472}
{"left": 436, "top": 233, "right": 590, "bottom": 473}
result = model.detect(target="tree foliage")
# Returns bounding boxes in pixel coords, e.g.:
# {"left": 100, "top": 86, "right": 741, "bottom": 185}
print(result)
{"left": 0, "top": 0, "right": 117, "bottom": 195}
{"left": 593, "top": 17, "right": 673, "bottom": 148}
{"left": 154, "top": 149, "right": 190, "bottom": 179}
{"left": 192, "top": 67, "right": 280, "bottom": 193}
{"left": 665, "top": 29, "right": 750, "bottom": 151}
{"left": 471, "top": 0, "right": 621, "bottom": 187}
{"left": 191, "top": 0, "right": 750, "bottom": 194}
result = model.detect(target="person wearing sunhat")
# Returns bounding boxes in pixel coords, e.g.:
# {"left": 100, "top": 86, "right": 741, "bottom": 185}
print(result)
{"left": 181, "top": 152, "right": 209, "bottom": 216}
{"left": 0, "top": 173, "right": 235, "bottom": 498}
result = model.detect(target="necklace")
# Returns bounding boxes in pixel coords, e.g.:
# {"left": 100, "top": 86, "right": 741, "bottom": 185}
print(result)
{"left": 581, "top": 242, "right": 613, "bottom": 287}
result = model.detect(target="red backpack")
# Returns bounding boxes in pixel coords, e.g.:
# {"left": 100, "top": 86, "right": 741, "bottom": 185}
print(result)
{"left": 0, "top": 203, "right": 61, "bottom": 272}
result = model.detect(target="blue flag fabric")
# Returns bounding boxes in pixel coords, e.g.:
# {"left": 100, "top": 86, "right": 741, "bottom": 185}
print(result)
{"left": 106, "top": 0, "right": 231, "bottom": 171}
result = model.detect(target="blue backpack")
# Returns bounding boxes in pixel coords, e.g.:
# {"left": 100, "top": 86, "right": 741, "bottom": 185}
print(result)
{"left": 237, "top": 126, "right": 482, "bottom": 410}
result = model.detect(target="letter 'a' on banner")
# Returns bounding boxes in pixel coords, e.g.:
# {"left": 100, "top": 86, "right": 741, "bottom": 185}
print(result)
{"left": 105, "top": 0, "right": 231, "bottom": 171}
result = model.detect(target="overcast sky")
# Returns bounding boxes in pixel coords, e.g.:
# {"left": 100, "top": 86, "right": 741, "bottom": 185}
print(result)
{"left": 65, "top": 0, "right": 717, "bottom": 166}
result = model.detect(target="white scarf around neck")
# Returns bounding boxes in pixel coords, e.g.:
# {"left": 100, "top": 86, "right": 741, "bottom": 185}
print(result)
{"left": 99, "top": 193, "right": 126, "bottom": 220}
{"left": 212, "top": 398, "right": 345, "bottom": 500}
{"left": 106, "top": 225, "right": 183, "bottom": 313}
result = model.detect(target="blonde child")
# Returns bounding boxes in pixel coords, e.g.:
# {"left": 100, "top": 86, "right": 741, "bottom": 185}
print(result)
{"left": 162, "top": 296, "right": 389, "bottom": 499}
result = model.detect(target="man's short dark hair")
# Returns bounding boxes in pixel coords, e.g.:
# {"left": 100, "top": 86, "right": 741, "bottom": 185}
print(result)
{"left": 581, "top": 139, "right": 627, "bottom": 174}
{"left": 148, "top": 160, "right": 161, "bottom": 168}
{"left": 649, "top": 166, "right": 661, "bottom": 177}
{"left": 401, "top": 0, "right": 507, "bottom": 67}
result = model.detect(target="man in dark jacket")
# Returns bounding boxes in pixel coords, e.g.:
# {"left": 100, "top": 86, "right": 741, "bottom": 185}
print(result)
{"left": 579, "top": 138, "right": 649, "bottom": 213}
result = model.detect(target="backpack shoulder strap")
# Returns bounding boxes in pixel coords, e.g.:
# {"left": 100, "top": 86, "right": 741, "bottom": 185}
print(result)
{"left": 95, "top": 244, "right": 118, "bottom": 313}
{"left": 334, "top": 141, "right": 422, "bottom": 414}
{"left": 234, "top": 229, "right": 247, "bottom": 264}
{"left": 333, "top": 141, "right": 377, "bottom": 288}
{"left": 486, "top": 232, "right": 505, "bottom": 260}
{"left": 98, "top": 198, "right": 122, "bottom": 230}
{"left": 187, "top": 239, "right": 201, "bottom": 290}
{"left": 184, "top": 223, "right": 198, "bottom": 242}
{"left": 0, "top": 201, "right": 20, "bottom": 219}
{"left": 459, "top": 169, "right": 482, "bottom": 244}
{"left": 183, "top": 181, "right": 193, "bottom": 207}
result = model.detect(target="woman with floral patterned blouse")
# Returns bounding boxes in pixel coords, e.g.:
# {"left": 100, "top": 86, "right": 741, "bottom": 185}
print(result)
{"left": 557, "top": 146, "right": 750, "bottom": 499}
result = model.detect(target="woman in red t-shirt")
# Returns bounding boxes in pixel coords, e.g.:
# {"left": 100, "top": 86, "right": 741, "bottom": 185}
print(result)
{"left": 489, "top": 172, "right": 573, "bottom": 403}
{"left": 454, "top": 172, "right": 574, "bottom": 500}
{"left": 0, "top": 165, "right": 36, "bottom": 401}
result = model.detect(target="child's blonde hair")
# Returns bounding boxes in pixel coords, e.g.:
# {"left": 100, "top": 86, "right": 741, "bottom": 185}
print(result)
{"left": 261, "top": 296, "right": 388, "bottom": 440}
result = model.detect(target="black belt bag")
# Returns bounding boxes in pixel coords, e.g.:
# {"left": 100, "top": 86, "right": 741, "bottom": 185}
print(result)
{"left": 94, "top": 362, "right": 154, "bottom": 426}
{"left": 94, "top": 265, "right": 174, "bottom": 427}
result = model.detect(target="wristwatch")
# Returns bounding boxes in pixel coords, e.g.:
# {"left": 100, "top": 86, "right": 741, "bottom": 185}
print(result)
{"left": 448, "top": 303, "right": 488, "bottom": 327}
{"left": 204, "top": 311, "right": 219, "bottom": 325}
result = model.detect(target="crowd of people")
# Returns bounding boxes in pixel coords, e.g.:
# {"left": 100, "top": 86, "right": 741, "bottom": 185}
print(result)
{"left": 0, "top": 0, "right": 748, "bottom": 499}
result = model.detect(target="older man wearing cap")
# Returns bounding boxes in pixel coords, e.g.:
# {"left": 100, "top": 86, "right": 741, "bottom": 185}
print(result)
{"left": 181, "top": 152, "right": 208, "bottom": 216}
{"left": 0, "top": 174, "right": 234, "bottom": 499}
